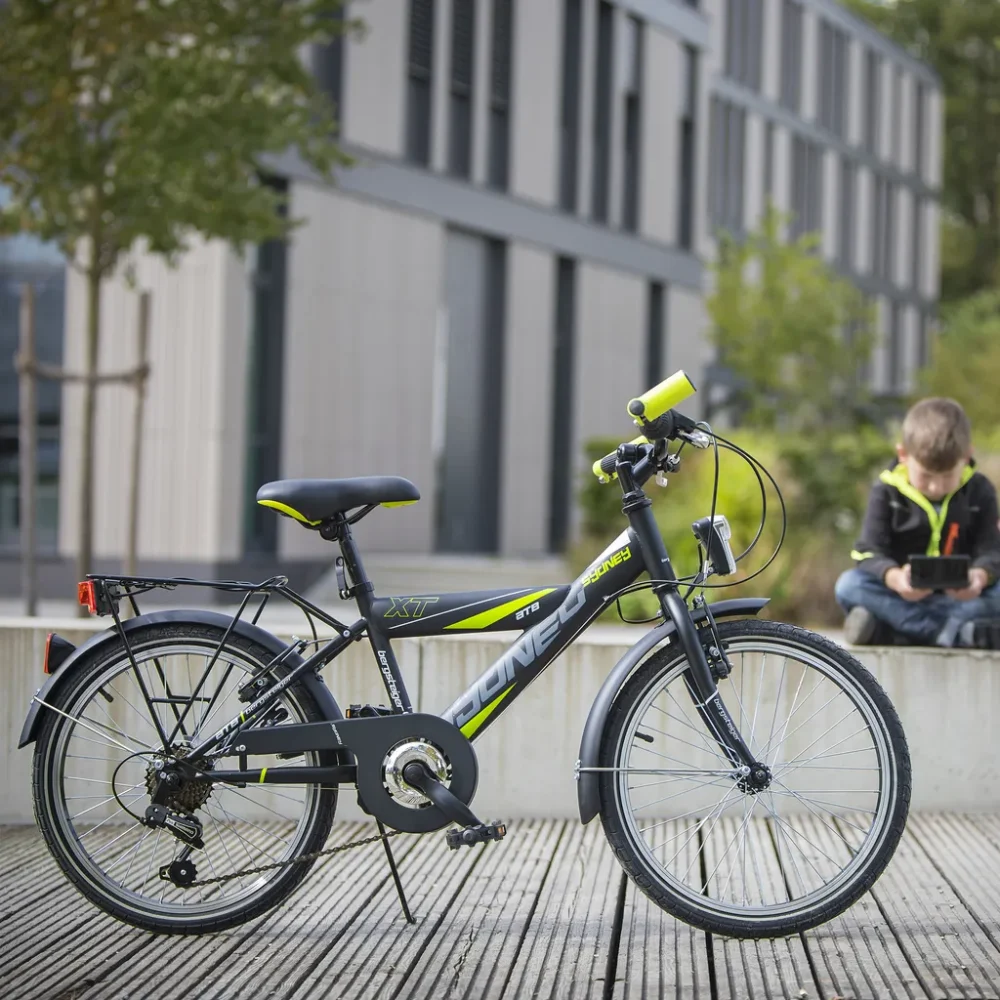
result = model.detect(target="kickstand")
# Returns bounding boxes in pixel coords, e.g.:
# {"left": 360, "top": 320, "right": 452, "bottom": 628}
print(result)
{"left": 377, "top": 820, "right": 415, "bottom": 924}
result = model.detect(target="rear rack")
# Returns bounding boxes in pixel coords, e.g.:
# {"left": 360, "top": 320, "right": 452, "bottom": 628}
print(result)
{"left": 79, "top": 572, "right": 357, "bottom": 647}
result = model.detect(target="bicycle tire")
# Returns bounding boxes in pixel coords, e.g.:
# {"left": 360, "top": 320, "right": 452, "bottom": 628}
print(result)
{"left": 32, "top": 621, "right": 340, "bottom": 934}
{"left": 598, "top": 619, "right": 911, "bottom": 938}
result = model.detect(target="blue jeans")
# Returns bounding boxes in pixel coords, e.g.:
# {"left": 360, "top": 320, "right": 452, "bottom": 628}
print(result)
{"left": 834, "top": 567, "right": 1000, "bottom": 645}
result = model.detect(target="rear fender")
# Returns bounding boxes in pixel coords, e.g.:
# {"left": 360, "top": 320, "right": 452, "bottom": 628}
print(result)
{"left": 18, "top": 609, "right": 343, "bottom": 748}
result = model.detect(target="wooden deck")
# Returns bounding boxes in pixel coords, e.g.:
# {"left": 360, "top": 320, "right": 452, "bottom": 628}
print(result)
{"left": 3, "top": 815, "right": 1000, "bottom": 1000}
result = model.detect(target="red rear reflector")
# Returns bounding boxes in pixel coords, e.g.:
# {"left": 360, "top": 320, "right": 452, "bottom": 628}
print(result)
{"left": 43, "top": 633, "right": 54, "bottom": 674}
{"left": 77, "top": 581, "right": 97, "bottom": 615}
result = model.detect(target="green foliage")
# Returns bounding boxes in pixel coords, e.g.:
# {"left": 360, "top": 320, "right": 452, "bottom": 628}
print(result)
{"left": 843, "top": 0, "right": 1000, "bottom": 302}
{"left": 0, "top": 0, "right": 354, "bottom": 275}
{"left": 707, "top": 206, "right": 875, "bottom": 431}
{"left": 917, "top": 289, "right": 1000, "bottom": 430}
{"left": 575, "top": 429, "right": 890, "bottom": 628}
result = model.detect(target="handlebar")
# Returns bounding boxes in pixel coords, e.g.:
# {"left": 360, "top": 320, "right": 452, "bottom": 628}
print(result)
{"left": 591, "top": 370, "right": 703, "bottom": 483}
{"left": 627, "top": 371, "right": 697, "bottom": 426}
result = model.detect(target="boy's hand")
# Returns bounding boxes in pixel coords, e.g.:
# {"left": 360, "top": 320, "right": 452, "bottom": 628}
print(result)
{"left": 885, "top": 564, "right": 932, "bottom": 601}
{"left": 946, "top": 567, "right": 990, "bottom": 601}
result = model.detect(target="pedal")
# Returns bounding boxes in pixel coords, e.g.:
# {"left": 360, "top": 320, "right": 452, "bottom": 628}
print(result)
{"left": 446, "top": 822, "right": 508, "bottom": 850}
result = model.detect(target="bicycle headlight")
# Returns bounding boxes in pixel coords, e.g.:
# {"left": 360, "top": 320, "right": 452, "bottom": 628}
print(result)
{"left": 691, "top": 514, "right": 737, "bottom": 577}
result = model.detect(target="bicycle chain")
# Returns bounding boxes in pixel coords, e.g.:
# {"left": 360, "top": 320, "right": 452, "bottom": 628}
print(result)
{"left": 185, "top": 827, "right": 413, "bottom": 887}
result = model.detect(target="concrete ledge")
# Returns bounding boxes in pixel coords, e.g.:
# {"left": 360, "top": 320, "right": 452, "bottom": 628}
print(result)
{"left": 1, "top": 620, "right": 996, "bottom": 822}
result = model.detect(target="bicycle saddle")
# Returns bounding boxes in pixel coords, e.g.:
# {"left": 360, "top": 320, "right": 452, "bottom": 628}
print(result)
{"left": 256, "top": 477, "right": 420, "bottom": 525}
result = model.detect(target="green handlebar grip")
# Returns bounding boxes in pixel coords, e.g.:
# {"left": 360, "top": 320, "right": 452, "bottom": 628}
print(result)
{"left": 592, "top": 436, "right": 649, "bottom": 482}
{"left": 627, "top": 370, "right": 697, "bottom": 425}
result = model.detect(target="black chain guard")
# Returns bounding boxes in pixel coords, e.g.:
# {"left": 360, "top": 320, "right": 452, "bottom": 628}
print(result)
{"left": 233, "top": 713, "right": 478, "bottom": 834}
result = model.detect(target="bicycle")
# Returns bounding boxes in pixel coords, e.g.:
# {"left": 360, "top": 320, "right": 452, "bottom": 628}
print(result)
{"left": 19, "top": 371, "right": 910, "bottom": 939}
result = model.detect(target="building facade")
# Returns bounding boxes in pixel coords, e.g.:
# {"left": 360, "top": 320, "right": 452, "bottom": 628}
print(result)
{"left": 0, "top": 0, "right": 941, "bottom": 593}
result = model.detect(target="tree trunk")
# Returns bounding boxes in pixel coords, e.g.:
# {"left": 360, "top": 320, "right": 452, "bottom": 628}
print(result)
{"left": 76, "top": 264, "right": 101, "bottom": 614}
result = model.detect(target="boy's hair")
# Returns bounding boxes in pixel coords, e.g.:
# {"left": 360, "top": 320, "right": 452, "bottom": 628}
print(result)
{"left": 901, "top": 397, "right": 972, "bottom": 472}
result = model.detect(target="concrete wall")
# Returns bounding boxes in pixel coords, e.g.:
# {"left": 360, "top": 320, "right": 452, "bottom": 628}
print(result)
{"left": 3, "top": 619, "right": 999, "bottom": 824}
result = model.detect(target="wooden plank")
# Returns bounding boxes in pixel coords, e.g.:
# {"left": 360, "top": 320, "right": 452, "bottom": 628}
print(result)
{"left": 502, "top": 821, "right": 623, "bottom": 1000}
{"left": 702, "top": 815, "right": 818, "bottom": 1000}
{"left": 910, "top": 814, "right": 1000, "bottom": 954}
{"left": 280, "top": 820, "right": 497, "bottom": 999}
{"left": 1, "top": 820, "right": 316, "bottom": 1000}
{"left": 868, "top": 821, "right": 1000, "bottom": 997}
{"left": 791, "top": 813, "right": 929, "bottom": 1000}
{"left": 385, "top": 820, "right": 564, "bottom": 1000}
{"left": 611, "top": 819, "right": 715, "bottom": 1000}
{"left": 75, "top": 822, "right": 421, "bottom": 1000}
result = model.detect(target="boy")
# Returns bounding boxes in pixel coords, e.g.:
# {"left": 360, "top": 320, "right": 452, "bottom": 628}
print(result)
{"left": 835, "top": 397, "right": 1000, "bottom": 646}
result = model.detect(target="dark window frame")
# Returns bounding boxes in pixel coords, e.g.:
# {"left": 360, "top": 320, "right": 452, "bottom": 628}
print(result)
{"left": 678, "top": 44, "right": 698, "bottom": 249}
{"left": 591, "top": 0, "right": 615, "bottom": 223}
{"left": 487, "top": 0, "right": 514, "bottom": 190}
{"left": 447, "top": 0, "right": 476, "bottom": 179}
{"left": 621, "top": 15, "right": 643, "bottom": 233}
{"left": 548, "top": 257, "right": 576, "bottom": 553}
{"left": 406, "top": 0, "right": 436, "bottom": 166}
{"left": 780, "top": 0, "right": 803, "bottom": 113}
{"left": 558, "top": 0, "right": 583, "bottom": 212}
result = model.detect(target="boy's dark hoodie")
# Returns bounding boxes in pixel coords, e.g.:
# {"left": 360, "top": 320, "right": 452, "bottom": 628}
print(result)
{"left": 851, "top": 460, "right": 1000, "bottom": 583}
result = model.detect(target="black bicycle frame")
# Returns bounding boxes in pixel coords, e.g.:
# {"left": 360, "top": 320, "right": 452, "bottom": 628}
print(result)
{"left": 168, "top": 474, "right": 760, "bottom": 778}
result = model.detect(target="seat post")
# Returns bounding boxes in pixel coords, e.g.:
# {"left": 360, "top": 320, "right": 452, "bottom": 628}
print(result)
{"left": 336, "top": 518, "right": 414, "bottom": 713}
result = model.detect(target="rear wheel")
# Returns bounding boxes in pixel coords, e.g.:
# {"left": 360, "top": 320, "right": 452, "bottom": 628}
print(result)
{"left": 598, "top": 620, "right": 910, "bottom": 938}
{"left": 32, "top": 622, "right": 339, "bottom": 934}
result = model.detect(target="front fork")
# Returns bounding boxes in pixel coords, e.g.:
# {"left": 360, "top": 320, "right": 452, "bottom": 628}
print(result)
{"left": 623, "top": 481, "right": 765, "bottom": 778}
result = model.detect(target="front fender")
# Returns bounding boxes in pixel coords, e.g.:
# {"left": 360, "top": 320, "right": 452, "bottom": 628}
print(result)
{"left": 18, "top": 609, "right": 343, "bottom": 748}
{"left": 576, "top": 597, "right": 768, "bottom": 824}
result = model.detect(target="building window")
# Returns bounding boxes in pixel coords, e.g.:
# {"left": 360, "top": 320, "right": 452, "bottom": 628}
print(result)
{"left": 406, "top": 0, "right": 435, "bottom": 166}
{"left": 646, "top": 282, "right": 666, "bottom": 389}
{"left": 872, "top": 176, "right": 895, "bottom": 279}
{"left": 548, "top": 257, "right": 576, "bottom": 553}
{"left": 313, "top": 10, "right": 345, "bottom": 129}
{"left": 864, "top": 49, "right": 880, "bottom": 155}
{"left": 917, "top": 312, "right": 932, "bottom": 370}
{"left": 244, "top": 179, "right": 289, "bottom": 557}
{"left": 725, "top": 0, "right": 763, "bottom": 92}
{"left": 914, "top": 81, "right": 926, "bottom": 179}
{"left": 780, "top": 0, "right": 803, "bottom": 112}
{"left": 891, "top": 66, "right": 903, "bottom": 164}
{"left": 817, "top": 20, "right": 848, "bottom": 138}
{"left": 592, "top": 0, "right": 614, "bottom": 223}
{"left": 678, "top": 45, "right": 698, "bottom": 249}
{"left": 487, "top": 0, "right": 513, "bottom": 190}
{"left": 839, "top": 159, "right": 855, "bottom": 269}
{"left": 790, "top": 135, "right": 822, "bottom": 239}
{"left": 912, "top": 195, "right": 923, "bottom": 290}
{"left": 709, "top": 98, "right": 745, "bottom": 234}
{"left": 621, "top": 16, "right": 643, "bottom": 233}
{"left": 448, "top": 0, "right": 475, "bottom": 179}
{"left": 887, "top": 301, "right": 903, "bottom": 394}
{"left": 763, "top": 120, "right": 775, "bottom": 204}
{"left": 558, "top": 0, "right": 583, "bottom": 212}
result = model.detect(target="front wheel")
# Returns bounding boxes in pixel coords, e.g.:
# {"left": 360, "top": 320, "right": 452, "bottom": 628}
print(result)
{"left": 598, "top": 619, "right": 910, "bottom": 938}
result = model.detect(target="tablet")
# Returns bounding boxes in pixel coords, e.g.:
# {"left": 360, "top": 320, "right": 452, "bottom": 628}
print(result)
{"left": 908, "top": 555, "right": 970, "bottom": 591}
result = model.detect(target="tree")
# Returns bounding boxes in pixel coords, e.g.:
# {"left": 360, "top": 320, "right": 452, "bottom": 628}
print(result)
{"left": 0, "top": 0, "right": 351, "bottom": 593}
{"left": 707, "top": 206, "right": 875, "bottom": 432}
{"left": 843, "top": 0, "right": 1000, "bottom": 302}
{"left": 918, "top": 289, "right": 1000, "bottom": 430}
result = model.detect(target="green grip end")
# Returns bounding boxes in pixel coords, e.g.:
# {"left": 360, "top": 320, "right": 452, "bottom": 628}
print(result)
{"left": 627, "top": 370, "right": 697, "bottom": 424}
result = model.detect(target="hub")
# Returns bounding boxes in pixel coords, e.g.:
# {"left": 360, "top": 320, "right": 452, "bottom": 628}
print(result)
{"left": 736, "top": 762, "right": 772, "bottom": 795}
{"left": 145, "top": 749, "right": 213, "bottom": 814}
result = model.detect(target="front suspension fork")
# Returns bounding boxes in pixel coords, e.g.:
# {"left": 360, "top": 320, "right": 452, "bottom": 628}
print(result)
{"left": 622, "top": 479, "right": 761, "bottom": 773}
